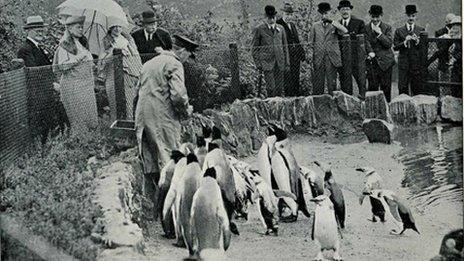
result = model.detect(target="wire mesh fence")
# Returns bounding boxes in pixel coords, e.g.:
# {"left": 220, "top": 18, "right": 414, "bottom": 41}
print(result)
{"left": 0, "top": 37, "right": 462, "bottom": 166}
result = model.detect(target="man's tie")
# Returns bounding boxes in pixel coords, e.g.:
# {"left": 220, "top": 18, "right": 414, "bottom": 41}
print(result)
{"left": 344, "top": 20, "right": 348, "bottom": 28}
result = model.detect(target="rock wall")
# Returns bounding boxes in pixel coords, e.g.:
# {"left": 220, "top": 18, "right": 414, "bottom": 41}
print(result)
{"left": 181, "top": 92, "right": 364, "bottom": 156}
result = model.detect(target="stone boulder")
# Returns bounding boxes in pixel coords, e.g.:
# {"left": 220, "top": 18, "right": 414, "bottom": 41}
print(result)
{"left": 333, "top": 91, "right": 362, "bottom": 120}
{"left": 362, "top": 119, "right": 394, "bottom": 144}
{"left": 389, "top": 94, "right": 417, "bottom": 126}
{"left": 363, "top": 91, "right": 391, "bottom": 122}
{"left": 440, "top": 95, "right": 463, "bottom": 123}
{"left": 412, "top": 95, "right": 438, "bottom": 125}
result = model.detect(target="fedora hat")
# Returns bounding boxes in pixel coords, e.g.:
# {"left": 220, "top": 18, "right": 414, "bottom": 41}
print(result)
{"left": 369, "top": 5, "right": 383, "bottom": 16}
{"left": 337, "top": 0, "right": 353, "bottom": 10}
{"left": 64, "top": 16, "right": 85, "bottom": 26}
{"left": 405, "top": 5, "right": 418, "bottom": 15}
{"left": 142, "top": 10, "right": 157, "bottom": 24}
{"left": 265, "top": 5, "right": 278, "bottom": 17}
{"left": 281, "top": 2, "right": 295, "bottom": 13}
{"left": 173, "top": 34, "right": 199, "bottom": 52}
{"left": 23, "top": 16, "right": 48, "bottom": 29}
{"left": 317, "top": 2, "right": 331, "bottom": 14}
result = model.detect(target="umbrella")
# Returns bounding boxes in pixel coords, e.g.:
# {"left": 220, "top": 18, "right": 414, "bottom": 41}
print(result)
{"left": 57, "top": 0, "right": 133, "bottom": 55}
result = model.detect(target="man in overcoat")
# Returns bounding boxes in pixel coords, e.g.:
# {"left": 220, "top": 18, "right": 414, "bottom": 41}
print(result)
{"left": 17, "top": 15, "right": 69, "bottom": 144}
{"left": 393, "top": 5, "right": 425, "bottom": 96}
{"left": 337, "top": 0, "right": 369, "bottom": 98}
{"left": 131, "top": 10, "right": 172, "bottom": 64}
{"left": 308, "top": 2, "right": 348, "bottom": 95}
{"left": 276, "top": 2, "right": 305, "bottom": 96}
{"left": 135, "top": 34, "right": 195, "bottom": 220}
{"left": 252, "top": 5, "right": 290, "bottom": 97}
{"left": 365, "top": 5, "right": 395, "bottom": 102}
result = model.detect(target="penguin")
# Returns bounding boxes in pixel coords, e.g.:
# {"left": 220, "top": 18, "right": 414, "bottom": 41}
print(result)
{"left": 194, "top": 135, "right": 208, "bottom": 168}
{"left": 190, "top": 167, "right": 231, "bottom": 260}
{"left": 203, "top": 141, "right": 239, "bottom": 235}
{"left": 300, "top": 165, "right": 325, "bottom": 198}
{"left": 270, "top": 126, "right": 311, "bottom": 222}
{"left": 368, "top": 189, "right": 420, "bottom": 235}
{"left": 202, "top": 125, "right": 213, "bottom": 147}
{"left": 310, "top": 192, "right": 343, "bottom": 261}
{"left": 356, "top": 167, "right": 386, "bottom": 223}
{"left": 314, "top": 161, "right": 346, "bottom": 230}
{"left": 163, "top": 152, "right": 189, "bottom": 247}
{"left": 436, "top": 229, "right": 463, "bottom": 260}
{"left": 158, "top": 150, "right": 185, "bottom": 238}
{"left": 249, "top": 172, "right": 297, "bottom": 236}
{"left": 178, "top": 153, "right": 203, "bottom": 256}
{"left": 257, "top": 124, "right": 277, "bottom": 188}
{"left": 210, "top": 126, "right": 223, "bottom": 148}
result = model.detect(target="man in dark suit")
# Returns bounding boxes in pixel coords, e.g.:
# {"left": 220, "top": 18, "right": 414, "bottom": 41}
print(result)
{"left": 308, "top": 2, "right": 348, "bottom": 95}
{"left": 252, "top": 5, "right": 290, "bottom": 97}
{"left": 434, "top": 13, "right": 455, "bottom": 81}
{"left": 276, "top": 2, "right": 305, "bottom": 97}
{"left": 131, "top": 10, "right": 172, "bottom": 64}
{"left": 17, "top": 16, "right": 69, "bottom": 144}
{"left": 337, "top": 0, "right": 369, "bottom": 98}
{"left": 365, "top": 5, "right": 395, "bottom": 102}
{"left": 393, "top": 5, "right": 425, "bottom": 96}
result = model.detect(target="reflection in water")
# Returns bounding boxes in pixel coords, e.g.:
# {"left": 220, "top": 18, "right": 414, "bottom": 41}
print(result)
{"left": 395, "top": 125, "right": 463, "bottom": 211}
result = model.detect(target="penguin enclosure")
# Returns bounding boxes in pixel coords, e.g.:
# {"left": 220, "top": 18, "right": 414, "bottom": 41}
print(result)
{"left": 141, "top": 125, "right": 462, "bottom": 261}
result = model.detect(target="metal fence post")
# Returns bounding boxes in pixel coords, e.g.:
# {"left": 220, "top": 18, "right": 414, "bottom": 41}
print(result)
{"left": 419, "top": 32, "right": 430, "bottom": 95}
{"left": 113, "top": 49, "right": 126, "bottom": 119}
{"left": 340, "top": 34, "right": 352, "bottom": 94}
{"left": 356, "top": 34, "right": 367, "bottom": 96}
{"left": 229, "top": 42, "right": 240, "bottom": 100}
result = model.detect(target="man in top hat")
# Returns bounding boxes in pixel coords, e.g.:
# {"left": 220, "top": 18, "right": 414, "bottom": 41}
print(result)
{"left": 308, "top": 2, "right": 348, "bottom": 96}
{"left": 365, "top": 5, "right": 395, "bottom": 102}
{"left": 251, "top": 5, "right": 290, "bottom": 97}
{"left": 135, "top": 33, "right": 195, "bottom": 221}
{"left": 17, "top": 16, "right": 69, "bottom": 144}
{"left": 276, "top": 2, "right": 305, "bottom": 96}
{"left": 131, "top": 10, "right": 172, "bottom": 64}
{"left": 337, "top": 0, "right": 369, "bottom": 99}
{"left": 393, "top": 5, "right": 425, "bottom": 96}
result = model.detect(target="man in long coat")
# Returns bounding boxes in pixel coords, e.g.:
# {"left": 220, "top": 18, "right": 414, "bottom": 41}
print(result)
{"left": 308, "top": 2, "right": 348, "bottom": 95}
{"left": 135, "top": 34, "right": 195, "bottom": 220}
{"left": 365, "top": 5, "right": 395, "bottom": 102}
{"left": 393, "top": 5, "right": 425, "bottom": 96}
{"left": 276, "top": 3, "right": 305, "bottom": 96}
{"left": 252, "top": 5, "right": 290, "bottom": 97}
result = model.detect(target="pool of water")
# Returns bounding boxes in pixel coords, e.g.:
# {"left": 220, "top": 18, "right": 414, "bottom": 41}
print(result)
{"left": 394, "top": 125, "right": 463, "bottom": 213}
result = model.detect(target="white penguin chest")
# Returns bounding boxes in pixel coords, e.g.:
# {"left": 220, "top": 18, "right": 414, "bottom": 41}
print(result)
{"left": 314, "top": 208, "right": 338, "bottom": 249}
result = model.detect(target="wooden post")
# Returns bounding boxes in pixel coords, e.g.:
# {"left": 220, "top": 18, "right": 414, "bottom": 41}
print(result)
{"left": 419, "top": 32, "right": 430, "bottom": 95}
{"left": 340, "top": 34, "right": 352, "bottom": 94}
{"left": 229, "top": 42, "right": 241, "bottom": 100}
{"left": 356, "top": 34, "right": 367, "bottom": 98}
{"left": 113, "top": 49, "right": 126, "bottom": 119}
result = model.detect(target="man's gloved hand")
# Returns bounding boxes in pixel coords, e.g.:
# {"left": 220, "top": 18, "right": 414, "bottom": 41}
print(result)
{"left": 368, "top": 52, "right": 376, "bottom": 59}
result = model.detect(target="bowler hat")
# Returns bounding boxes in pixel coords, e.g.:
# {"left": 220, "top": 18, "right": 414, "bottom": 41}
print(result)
{"left": 369, "top": 5, "right": 383, "bottom": 16}
{"left": 405, "top": 5, "right": 418, "bottom": 15}
{"left": 173, "top": 34, "right": 199, "bottom": 52}
{"left": 23, "top": 16, "right": 48, "bottom": 29}
{"left": 142, "top": 10, "right": 157, "bottom": 24}
{"left": 338, "top": 0, "right": 353, "bottom": 10}
{"left": 64, "top": 16, "right": 85, "bottom": 26}
{"left": 265, "top": 5, "right": 278, "bottom": 17}
{"left": 281, "top": 2, "right": 294, "bottom": 13}
{"left": 317, "top": 2, "right": 331, "bottom": 14}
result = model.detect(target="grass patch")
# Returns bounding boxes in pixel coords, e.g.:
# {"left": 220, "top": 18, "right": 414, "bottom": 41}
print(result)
{"left": 0, "top": 123, "right": 124, "bottom": 260}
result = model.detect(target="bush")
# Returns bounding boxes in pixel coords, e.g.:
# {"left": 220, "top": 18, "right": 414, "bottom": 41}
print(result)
{"left": 0, "top": 124, "right": 119, "bottom": 260}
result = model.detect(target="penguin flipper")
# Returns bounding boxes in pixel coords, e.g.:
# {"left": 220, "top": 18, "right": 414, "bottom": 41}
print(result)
{"left": 273, "top": 190, "right": 297, "bottom": 201}
{"left": 163, "top": 187, "right": 176, "bottom": 220}
{"left": 311, "top": 214, "right": 315, "bottom": 241}
{"left": 383, "top": 196, "right": 402, "bottom": 223}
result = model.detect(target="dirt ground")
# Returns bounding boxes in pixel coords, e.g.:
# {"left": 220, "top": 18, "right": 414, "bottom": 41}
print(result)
{"left": 143, "top": 134, "right": 462, "bottom": 261}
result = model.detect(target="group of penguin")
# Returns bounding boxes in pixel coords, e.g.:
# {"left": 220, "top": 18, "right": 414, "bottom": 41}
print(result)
{"left": 155, "top": 124, "right": 421, "bottom": 261}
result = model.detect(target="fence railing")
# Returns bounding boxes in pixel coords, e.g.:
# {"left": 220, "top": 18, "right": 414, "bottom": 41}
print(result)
{"left": 0, "top": 35, "right": 461, "bottom": 167}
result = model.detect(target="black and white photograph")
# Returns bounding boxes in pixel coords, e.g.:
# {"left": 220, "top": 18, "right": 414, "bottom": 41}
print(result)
{"left": 0, "top": 0, "right": 462, "bottom": 260}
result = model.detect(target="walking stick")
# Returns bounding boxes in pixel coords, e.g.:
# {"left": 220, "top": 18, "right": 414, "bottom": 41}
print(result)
{"left": 366, "top": 57, "right": 378, "bottom": 91}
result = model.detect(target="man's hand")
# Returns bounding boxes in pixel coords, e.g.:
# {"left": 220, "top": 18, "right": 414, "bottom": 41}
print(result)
{"left": 405, "top": 35, "right": 414, "bottom": 42}
{"left": 372, "top": 24, "right": 382, "bottom": 35}
{"left": 53, "top": 82, "right": 61, "bottom": 92}
{"left": 187, "top": 105, "right": 193, "bottom": 117}
{"left": 368, "top": 52, "right": 376, "bottom": 59}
